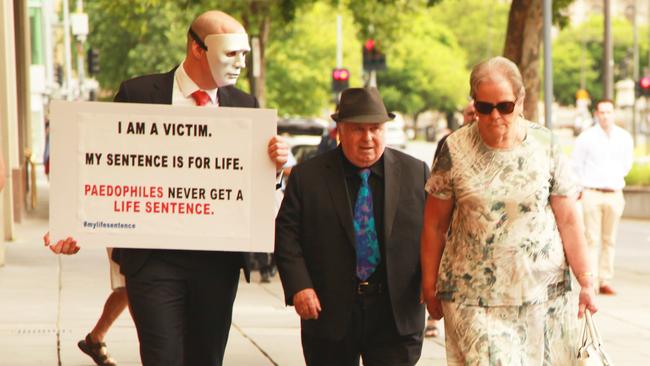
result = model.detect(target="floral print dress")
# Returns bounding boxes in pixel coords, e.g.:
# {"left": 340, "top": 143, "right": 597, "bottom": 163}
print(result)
{"left": 426, "top": 120, "right": 579, "bottom": 365}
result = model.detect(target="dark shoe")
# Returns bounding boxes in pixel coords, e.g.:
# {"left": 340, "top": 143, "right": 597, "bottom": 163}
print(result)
{"left": 78, "top": 333, "right": 117, "bottom": 366}
{"left": 260, "top": 271, "right": 271, "bottom": 283}
{"left": 598, "top": 285, "right": 616, "bottom": 295}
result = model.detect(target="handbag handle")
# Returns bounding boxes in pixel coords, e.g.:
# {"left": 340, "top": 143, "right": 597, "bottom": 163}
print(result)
{"left": 585, "top": 309, "right": 603, "bottom": 346}
{"left": 580, "top": 309, "right": 613, "bottom": 365}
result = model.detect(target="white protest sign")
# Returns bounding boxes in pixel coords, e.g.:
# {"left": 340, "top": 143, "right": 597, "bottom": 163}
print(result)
{"left": 49, "top": 101, "right": 277, "bottom": 252}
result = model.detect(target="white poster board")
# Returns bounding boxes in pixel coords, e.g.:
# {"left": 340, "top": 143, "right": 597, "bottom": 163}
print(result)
{"left": 49, "top": 101, "right": 277, "bottom": 252}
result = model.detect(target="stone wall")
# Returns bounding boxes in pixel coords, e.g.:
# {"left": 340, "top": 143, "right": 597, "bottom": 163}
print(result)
{"left": 623, "top": 187, "right": 650, "bottom": 219}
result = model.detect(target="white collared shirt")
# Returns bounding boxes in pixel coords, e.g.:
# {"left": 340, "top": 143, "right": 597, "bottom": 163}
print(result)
{"left": 571, "top": 123, "right": 634, "bottom": 190}
{"left": 172, "top": 63, "right": 218, "bottom": 107}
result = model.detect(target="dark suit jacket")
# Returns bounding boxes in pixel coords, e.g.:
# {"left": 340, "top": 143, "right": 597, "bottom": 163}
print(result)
{"left": 111, "top": 67, "right": 257, "bottom": 280}
{"left": 275, "top": 147, "right": 429, "bottom": 340}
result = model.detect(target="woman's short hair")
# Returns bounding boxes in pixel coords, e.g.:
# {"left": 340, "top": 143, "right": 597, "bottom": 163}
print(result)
{"left": 469, "top": 56, "right": 525, "bottom": 100}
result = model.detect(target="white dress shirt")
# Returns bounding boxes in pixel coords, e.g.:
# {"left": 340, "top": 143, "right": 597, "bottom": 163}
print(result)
{"left": 172, "top": 63, "right": 218, "bottom": 107}
{"left": 571, "top": 123, "right": 634, "bottom": 190}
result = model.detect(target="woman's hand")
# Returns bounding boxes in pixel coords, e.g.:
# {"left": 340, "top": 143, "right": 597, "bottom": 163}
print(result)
{"left": 578, "top": 284, "right": 597, "bottom": 319}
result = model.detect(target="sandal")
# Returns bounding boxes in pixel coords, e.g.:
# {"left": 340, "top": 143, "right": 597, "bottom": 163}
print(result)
{"left": 424, "top": 319, "right": 439, "bottom": 338}
{"left": 77, "top": 333, "right": 117, "bottom": 366}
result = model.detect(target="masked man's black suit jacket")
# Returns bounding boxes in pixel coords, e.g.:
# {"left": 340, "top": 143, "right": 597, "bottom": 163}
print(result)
{"left": 110, "top": 67, "right": 255, "bottom": 365}
{"left": 111, "top": 67, "right": 253, "bottom": 280}
{"left": 275, "top": 147, "right": 428, "bottom": 340}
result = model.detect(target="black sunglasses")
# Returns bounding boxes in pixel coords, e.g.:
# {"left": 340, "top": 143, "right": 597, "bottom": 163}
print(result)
{"left": 474, "top": 100, "right": 516, "bottom": 115}
{"left": 188, "top": 28, "right": 208, "bottom": 51}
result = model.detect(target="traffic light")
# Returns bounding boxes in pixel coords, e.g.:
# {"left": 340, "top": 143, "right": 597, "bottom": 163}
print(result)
{"left": 332, "top": 68, "right": 350, "bottom": 94}
{"left": 362, "top": 39, "right": 386, "bottom": 71}
{"left": 87, "top": 48, "right": 100, "bottom": 76}
{"left": 639, "top": 76, "right": 650, "bottom": 97}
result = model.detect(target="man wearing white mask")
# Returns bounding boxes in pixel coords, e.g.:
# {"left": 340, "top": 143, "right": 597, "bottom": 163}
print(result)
{"left": 85, "top": 10, "right": 286, "bottom": 366}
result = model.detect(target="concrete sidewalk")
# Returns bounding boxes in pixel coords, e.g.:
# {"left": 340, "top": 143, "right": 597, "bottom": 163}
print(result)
{"left": 0, "top": 179, "right": 648, "bottom": 365}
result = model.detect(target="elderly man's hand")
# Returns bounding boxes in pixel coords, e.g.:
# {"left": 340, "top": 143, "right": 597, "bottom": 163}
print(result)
{"left": 268, "top": 135, "right": 289, "bottom": 171}
{"left": 425, "top": 297, "right": 444, "bottom": 320}
{"left": 43, "top": 232, "right": 80, "bottom": 255}
{"left": 292, "top": 288, "right": 321, "bottom": 320}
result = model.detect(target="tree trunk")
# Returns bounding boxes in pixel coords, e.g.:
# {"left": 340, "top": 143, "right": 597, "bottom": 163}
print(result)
{"left": 503, "top": 0, "right": 543, "bottom": 122}
{"left": 243, "top": 3, "right": 270, "bottom": 108}
{"left": 255, "top": 15, "right": 270, "bottom": 108}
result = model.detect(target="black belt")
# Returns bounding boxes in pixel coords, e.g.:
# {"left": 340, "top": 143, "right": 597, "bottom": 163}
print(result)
{"left": 586, "top": 187, "right": 617, "bottom": 193}
{"left": 356, "top": 281, "right": 384, "bottom": 295}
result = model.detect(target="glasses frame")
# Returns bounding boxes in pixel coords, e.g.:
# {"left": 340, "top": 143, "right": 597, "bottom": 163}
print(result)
{"left": 188, "top": 28, "right": 208, "bottom": 51}
{"left": 474, "top": 99, "right": 517, "bottom": 115}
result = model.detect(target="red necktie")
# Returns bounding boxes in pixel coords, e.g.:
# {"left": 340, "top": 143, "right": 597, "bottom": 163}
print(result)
{"left": 191, "top": 90, "right": 211, "bottom": 106}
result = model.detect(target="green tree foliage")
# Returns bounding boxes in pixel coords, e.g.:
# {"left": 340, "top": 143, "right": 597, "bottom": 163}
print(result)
{"left": 86, "top": 1, "right": 194, "bottom": 94}
{"left": 377, "top": 10, "right": 469, "bottom": 116}
{"left": 552, "top": 15, "right": 648, "bottom": 105}
{"left": 346, "top": 0, "right": 434, "bottom": 45}
{"left": 429, "top": 0, "right": 509, "bottom": 68}
{"left": 265, "top": 2, "right": 362, "bottom": 116}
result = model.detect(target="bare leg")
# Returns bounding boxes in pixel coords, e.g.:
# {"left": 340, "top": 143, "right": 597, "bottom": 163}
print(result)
{"left": 89, "top": 288, "right": 129, "bottom": 343}
{"left": 425, "top": 314, "right": 439, "bottom": 337}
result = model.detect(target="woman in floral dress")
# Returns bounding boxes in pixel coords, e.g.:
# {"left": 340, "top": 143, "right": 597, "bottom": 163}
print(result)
{"left": 420, "top": 56, "right": 598, "bottom": 365}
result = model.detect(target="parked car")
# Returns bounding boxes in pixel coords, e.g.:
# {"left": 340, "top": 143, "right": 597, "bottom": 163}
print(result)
{"left": 278, "top": 117, "right": 329, "bottom": 163}
{"left": 386, "top": 113, "right": 408, "bottom": 149}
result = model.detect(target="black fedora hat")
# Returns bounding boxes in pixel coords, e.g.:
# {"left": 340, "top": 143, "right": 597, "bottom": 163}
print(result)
{"left": 331, "top": 87, "right": 395, "bottom": 123}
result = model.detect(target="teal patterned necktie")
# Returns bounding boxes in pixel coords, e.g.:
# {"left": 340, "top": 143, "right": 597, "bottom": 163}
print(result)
{"left": 354, "top": 169, "right": 380, "bottom": 280}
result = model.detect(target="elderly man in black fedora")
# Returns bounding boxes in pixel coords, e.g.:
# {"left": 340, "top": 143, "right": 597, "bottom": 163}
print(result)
{"left": 275, "top": 87, "right": 428, "bottom": 365}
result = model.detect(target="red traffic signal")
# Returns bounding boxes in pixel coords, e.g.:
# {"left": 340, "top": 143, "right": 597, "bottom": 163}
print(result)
{"left": 332, "top": 68, "right": 350, "bottom": 81}
{"left": 640, "top": 76, "right": 650, "bottom": 89}
{"left": 332, "top": 68, "right": 350, "bottom": 93}
{"left": 364, "top": 39, "right": 375, "bottom": 51}
{"left": 362, "top": 39, "right": 386, "bottom": 71}
{"left": 639, "top": 76, "right": 650, "bottom": 97}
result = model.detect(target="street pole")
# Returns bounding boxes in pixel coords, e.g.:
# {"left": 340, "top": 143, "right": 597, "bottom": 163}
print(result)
{"left": 71, "top": 0, "right": 88, "bottom": 100}
{"left": 250, "top": 36, "right": 260, "bottom": 99}
{"left": 336, "top": 15, "right": 342, "bottom": 69}
{"left": 543, "top": 0, "right": 553, "bottom": 129}
{"left": 366, "top": 24, "right": 376, "bottom": 88}
{"left": 632, "top": 2, "right": 639, "bottom": 146}
{"left": 334, "top": 14, "right": 343, "bottom": 103}
{"left": 62, "top": 0, "right": 73, "bottom": 100}
{"left": 603, "top": 0, "right": 613, "bottom": 99}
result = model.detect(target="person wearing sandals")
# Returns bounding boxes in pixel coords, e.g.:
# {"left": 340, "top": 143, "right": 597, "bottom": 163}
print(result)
{"left": 44, "top": 235, "right": 127, "bottom": 366}
{"left": 421, "top": 57, "right": 598, "bottom": 364}
{"left": 46, "top": 10, "right": 288, "bottom": 366}
{"left": 76, "top": 248, "right": 127, "bottom": 366}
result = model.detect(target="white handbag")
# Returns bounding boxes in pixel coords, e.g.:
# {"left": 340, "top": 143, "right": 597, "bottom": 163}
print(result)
{"left": 577, "top": 310, "right": 613, "bottom": 366}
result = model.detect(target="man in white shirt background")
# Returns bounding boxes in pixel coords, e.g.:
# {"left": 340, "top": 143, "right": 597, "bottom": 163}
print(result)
{"left": 572, "top": 98, "right": 634, "bottom": 295}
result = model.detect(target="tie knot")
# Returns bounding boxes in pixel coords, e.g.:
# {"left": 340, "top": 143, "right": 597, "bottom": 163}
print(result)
{"left": 191, "top": 90, "right": 211, "bottom": 106}
{"left": 359, "top": 168, "right": 370, "bottom": 182}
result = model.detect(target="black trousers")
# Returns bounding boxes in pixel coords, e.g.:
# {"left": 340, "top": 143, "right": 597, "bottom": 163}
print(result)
{"left": 301, "top": 291, "right": 423, "bottom": 366}
{"left": 126, "top": 253, "right": 240, "bottom": 366}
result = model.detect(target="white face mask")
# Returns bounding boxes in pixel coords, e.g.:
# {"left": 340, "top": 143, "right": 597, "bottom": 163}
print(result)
{"left": 204, "top": 33, "right": 251, "bottom": 87}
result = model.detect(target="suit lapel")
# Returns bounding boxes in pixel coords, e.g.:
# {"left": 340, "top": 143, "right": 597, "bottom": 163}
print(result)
{"left": 217, "top": 86, "right": 233, "bottom": 107}
{"left": 383, "top": 149, "right": 401, "bottom": 245}
{"left": 151, "top": 67, "right": 175, "bottom": 105}
{"left": 324, "top": 149, "right": 356, "bottom": 248}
